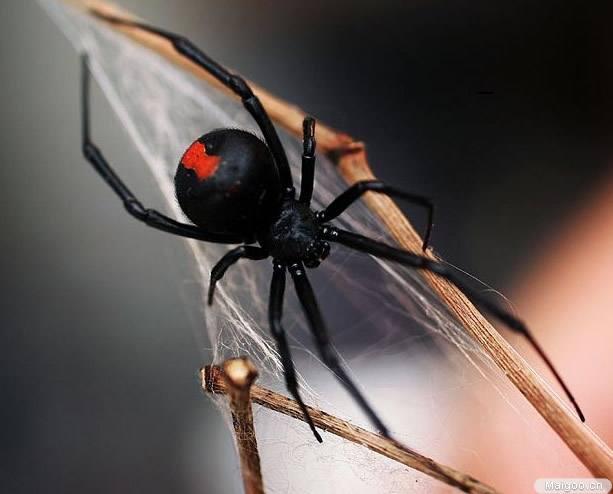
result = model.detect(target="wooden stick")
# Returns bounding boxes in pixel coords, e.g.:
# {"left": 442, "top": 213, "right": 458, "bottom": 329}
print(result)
{"left": 66, "top": 0, "right": 613, "bottom": 477}
{"left": 70, "top": 0, "right": 359, "bottom": 153}
{"left": 221, "top": 358, "right": 265, "bottom": 494}
{"left": 336, "top": 150, "right": 613, "bottom": 479}
{"left": 203, "top": 361, "right": 500, "bottom": 494}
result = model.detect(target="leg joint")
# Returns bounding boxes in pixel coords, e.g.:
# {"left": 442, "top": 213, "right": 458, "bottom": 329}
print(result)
{"left": 229, "top": 74, "right": 253, "bottom": 98}
{"left": 82, "top": 141, "right": 101, "bottom": 161}
{"left": 270, "top": 320, "right": 283, "bottom": 338}
{"left": 124, "top": 199, "right": 147, "bottom": 220}
{"left": 287, "top": 263, "right": 304, "bottom": 276}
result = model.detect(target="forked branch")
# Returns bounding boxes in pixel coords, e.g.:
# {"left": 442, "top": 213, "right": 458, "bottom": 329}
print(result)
{"left": 203, "top": 359, "right": 499, "bottom": 494}
{"left": 220, "top": 358, "right": 265, "bottom": 494}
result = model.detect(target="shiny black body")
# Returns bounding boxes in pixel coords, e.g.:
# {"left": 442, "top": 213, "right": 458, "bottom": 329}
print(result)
{"left": 175, "top": 129, "right": 280, "bottom": 240}
{"left": 80, "top": 12, "right": 586, "bottom": 443}
{"left": 174, "top": 127, "right": 329, "bottom": 266}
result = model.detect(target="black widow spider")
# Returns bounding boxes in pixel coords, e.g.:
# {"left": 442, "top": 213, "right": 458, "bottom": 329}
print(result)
{"left": 82, "top": 12, "right": 584, "bottom": 442}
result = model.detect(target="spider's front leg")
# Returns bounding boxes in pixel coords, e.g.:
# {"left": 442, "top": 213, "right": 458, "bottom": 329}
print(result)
{"left": 288, "top": 262, "right": 390, "bottom": 437}
{"left": 269, "top": 261, "right": 322, "bottom": 442}
{"left": 318, "top": 181, "right": 434, "bottom": 251}
{"left": 323, "top": 226, "right": 585, "bottom": 422}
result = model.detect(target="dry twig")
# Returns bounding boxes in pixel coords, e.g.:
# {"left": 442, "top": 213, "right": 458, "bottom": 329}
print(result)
{"left": 64, "top": 0, "right": 613, "bottom": 478}
{"left": 204, "top": 360, "right": 500, "bottom": 494}
{"left": 220, "top": 358, "right": 265, "bottom": 494}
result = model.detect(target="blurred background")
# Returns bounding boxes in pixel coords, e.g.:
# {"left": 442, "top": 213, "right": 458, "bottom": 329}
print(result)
{"left": 1, "top": 1, "right": 612, "bottom": 493}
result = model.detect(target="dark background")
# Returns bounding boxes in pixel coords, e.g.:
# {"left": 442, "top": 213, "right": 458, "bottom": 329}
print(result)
{"left": 1, "top": 1, "right": 611, "bottom": 492}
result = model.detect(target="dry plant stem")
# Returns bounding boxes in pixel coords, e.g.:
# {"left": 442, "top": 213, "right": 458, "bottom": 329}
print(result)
{"left": 337, "top": 151, "right": 613, "bottom": 479}
{"left": 203, "top": 364, "right": 500, "bottom": 494}
{"left": 221, "top": 358, "right": 265, "bottom": 494}
{"left": 71, "top": 0, "right": 358, "bottom": 153}
{"left": 69, "top": 0, "right": 613, "bottom": 477}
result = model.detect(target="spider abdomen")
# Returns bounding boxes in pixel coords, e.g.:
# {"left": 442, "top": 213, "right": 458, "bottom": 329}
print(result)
{"left": 175, "top": 129, "right": 281, "bottom": 241}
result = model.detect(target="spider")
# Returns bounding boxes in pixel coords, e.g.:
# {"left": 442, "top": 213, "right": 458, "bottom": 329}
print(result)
{"left": 82, "top": 12, "right": 584, "bottom": 442}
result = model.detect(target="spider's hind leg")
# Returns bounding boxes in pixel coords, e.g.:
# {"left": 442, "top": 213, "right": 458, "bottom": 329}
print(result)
{"left": 208, "top": 246, "right": 268, "bottom": 305}
{"left": 91, "top": 11, "right": 294, "bottom": 193}
{"left": 79, "top": 55, "right": 241, "bottom": 244}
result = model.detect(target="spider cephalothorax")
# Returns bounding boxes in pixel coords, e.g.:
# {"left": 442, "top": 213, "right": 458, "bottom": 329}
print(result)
{"left": 257, "top": 198, "right": 330, "bottom": 268}
{"left": 81, "top": 11, "right": 586, "bottom": 444}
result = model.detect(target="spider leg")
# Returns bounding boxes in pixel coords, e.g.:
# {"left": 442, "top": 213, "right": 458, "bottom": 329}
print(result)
{"left": 318, "top": 181, "right": 434, "bottom": 251}
{"left": 270, "top": 262, "right": 323, "bottom": 442}
{"left": 323, "top": 226, "right": 585, "bottom": 422}
{"left": 80, "top": 56, "right": 242, "bottom": 244}
{"left": 299, "top": 117, "right": 316, "bottom": 204}
{"left": 91, "top": 11, "right": 293, "bottom": 193}
{"left": 208, "top": 246, "right": 268, "bottom": 305}
{"left": 288, "top": 262, "right": 390, "bottom": 437}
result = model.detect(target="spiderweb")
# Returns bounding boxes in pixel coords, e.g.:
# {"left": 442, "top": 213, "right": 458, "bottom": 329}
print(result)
{"left": 38, "top": 2, "right": 586, "bottom": 492}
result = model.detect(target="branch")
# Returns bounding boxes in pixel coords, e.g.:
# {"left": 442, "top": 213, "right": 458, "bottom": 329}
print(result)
{"left": 221, "top": 358, "right": 265, "bottom": 494}
{"left": 203, "top": 360, "right": 499, "bottom": 494}
{"left": 65, "top": 0, "right": 613, "bottom": 478}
